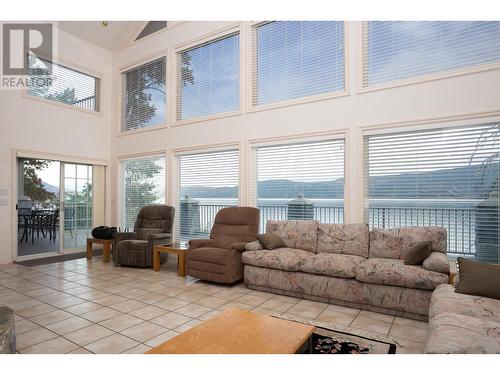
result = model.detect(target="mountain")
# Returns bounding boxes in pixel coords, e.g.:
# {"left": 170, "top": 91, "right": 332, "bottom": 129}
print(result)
{"left": 42, "top": 181, "right": 59, "bottom": 194}
{"left": 181, "top": 163, "right": 499, "bottom": 200}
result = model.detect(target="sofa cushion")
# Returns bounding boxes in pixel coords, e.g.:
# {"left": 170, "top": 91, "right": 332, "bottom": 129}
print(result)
{"left": 422, "top": 252, "right": 450, "bottom": 274}
{"left": 429, "top": 284, "right": 500, "bottom": 323}
{"left": 355, "top": 258, "right": 448, "bottom": 290}
{"left": 266, "top": 220, "right": 319, "bottom": 253}
{"left": 317, "top": 223, "right": 369, "bottom": 258}
{"left": 242, "top": 248, "right": 312, "bottom": 271}
{"left": 369, "top": 227, "right": 447, "bottom": 259}
{"left": 455, "top": 257, "right": 500, "bottom": 300}
{"left": 188, "top": 247, "right": 228, "bottom": 265}
{"left": 425, "top": 312, "right": 500, "bottom": 354}
{"left": 299, "top": 253, "right": 366, "bottom": 279}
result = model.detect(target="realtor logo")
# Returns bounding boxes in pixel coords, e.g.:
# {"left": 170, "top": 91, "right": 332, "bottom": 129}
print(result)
{"left": 1, "top": 22, "right": 56, "bottom": 90}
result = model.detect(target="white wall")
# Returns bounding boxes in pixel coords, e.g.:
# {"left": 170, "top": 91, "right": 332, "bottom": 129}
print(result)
{"left": 0, "top": 26, "right": 113, "bottom": 264}
{"left": 110, "top": 21, "right": 500, "bottom": 228}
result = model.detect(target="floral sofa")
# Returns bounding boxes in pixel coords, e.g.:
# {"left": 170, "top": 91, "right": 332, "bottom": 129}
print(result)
{"left": 242, "top": 220, "right": 450, "bottom": 321}
{"left": 425, "top": 284, "right": 500, "bottom": 353}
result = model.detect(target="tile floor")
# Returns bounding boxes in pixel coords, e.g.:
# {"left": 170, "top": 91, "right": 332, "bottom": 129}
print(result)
{"left": 0, "top": 255, "right": 427, "bottom": 354}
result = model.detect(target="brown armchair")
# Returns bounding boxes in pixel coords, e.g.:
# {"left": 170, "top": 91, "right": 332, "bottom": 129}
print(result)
{"left": 186, "top": 207, "right": 259, "bottom": 284}
{"left": 114, "top": 205, "right": 175, "bottom": 268}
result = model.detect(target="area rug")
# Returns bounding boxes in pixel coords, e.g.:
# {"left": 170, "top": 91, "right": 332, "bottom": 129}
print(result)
{"left": 275, "top": 314, "right": 396, "bottom": 354}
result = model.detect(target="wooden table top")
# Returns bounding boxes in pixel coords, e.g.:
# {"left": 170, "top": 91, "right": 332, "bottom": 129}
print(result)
{"left": 155, "top": 242, "right": 187, "bottom": 252}
{"left": 146, "top": 308, "right": 315, "bottom": 354}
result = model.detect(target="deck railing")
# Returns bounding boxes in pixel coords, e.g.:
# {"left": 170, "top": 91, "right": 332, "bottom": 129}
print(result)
{"left": 180, "top": 202, "right": 478, "bottom": 256}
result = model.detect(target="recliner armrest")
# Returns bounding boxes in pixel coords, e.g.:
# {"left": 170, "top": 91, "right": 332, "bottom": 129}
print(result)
{"left": 188, "top": 238, "right": 219, "bottom": 250}
{"left": 113, "top": 232, "right": 136, "bottom": 243}
{"left": 149, "top": 233, "right": 172, "bottom": 240}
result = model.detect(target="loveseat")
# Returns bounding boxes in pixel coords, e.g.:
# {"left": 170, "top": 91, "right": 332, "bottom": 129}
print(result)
{"left": 242, "top": 220, "right": 450, "bottom": 320}
{"left": 425, "top": 284, "right": 500, "bottom": 353}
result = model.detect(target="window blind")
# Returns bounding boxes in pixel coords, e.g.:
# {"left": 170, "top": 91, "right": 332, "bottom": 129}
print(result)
{"left": 252, "top": 21, "right": 345, "bottom": 106}
{"left": 364, "top": 123, "right": 500, "bottom": 262}
{"left": 120, "top": 156, "right": 166, "bottom": 231}
{"left": 26, "top": 54, "right": 100, "bottom": 111}
{"left": 254, "top": 140, "right": 345, "bottom": 232}
{"left": 363, "top": 21, "right": 500, "bottom": 87}
{"left": 176, "top": 32, "right": 239, "bottom": 121}
{"left": 177, "top": 150, "right": 239, "bottom": 243}
{"left": 121, "top": 57, "right": 166, "bottom": 132}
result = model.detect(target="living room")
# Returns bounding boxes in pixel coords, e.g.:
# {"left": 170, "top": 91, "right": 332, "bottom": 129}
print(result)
{"left": 1, "top": 0, "right": 499, "bottom": 372}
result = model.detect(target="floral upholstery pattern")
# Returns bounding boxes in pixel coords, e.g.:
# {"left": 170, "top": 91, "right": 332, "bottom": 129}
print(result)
{"left": 356, "top": 258, "right": 448, "bottom": 290}
{"left": 369, "top": 226, "right": 447, "bottom": 259}
{"left": 242, "top": 248, "right": 312, "bottom": 271}
{"left": 299, "top": 253, "right": 365, "bottom": 279}
{"left": 429, "top": 284, "right": 500, "bottom": 324}
{"left": 245, "top": 240, "right": 263, "bottom": 251}
{"left": 317, "top": 223, "right": 369, "bottom": 257}
{"left": 422, "top": 252, "right": 450, "bottom": 274}
{"left": 266, "top": 220, "right": 319, "bottom": 253}
{"left": 425, "top": 312, "right": 500, "bottom": 353}
{"left": 244, "top": 265, "right": 432, "bottom": 317}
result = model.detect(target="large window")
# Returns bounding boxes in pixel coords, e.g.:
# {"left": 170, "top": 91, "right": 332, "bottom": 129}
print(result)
{"left": 121, "top": 57, "right": 167, "bottom": 132}
{"left": 177, "top": 149, "right": 239, "bottom": 242}
{"left": 176, "top": 32, "right": 240, "bottom": 121}
{"left": 254, "top": 140, "right": 345, "bottom": 231}
{"left": 252, "top": 21, "right": 345, "bottom": 106}
{"left": 26, "top": 55, "right": 100, "bottom": 112}
{"left": 363, "top": 21, "right": 500, "bottom": 87}
{"left": 120, "top": 156, "right": 166, "bottom": 230}
{"left": 365, "top": 123, "right": 500, "bottom": 261}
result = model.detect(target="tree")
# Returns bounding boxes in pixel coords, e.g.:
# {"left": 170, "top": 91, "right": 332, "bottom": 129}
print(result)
{"left": 22, "top": 160, "right": 56, "bottom": 203}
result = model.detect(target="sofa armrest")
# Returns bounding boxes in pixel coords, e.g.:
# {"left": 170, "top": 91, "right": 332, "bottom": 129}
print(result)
{"left": 188, "top": 238, "right": 219, "bottom": 250}
{"left": 245, "top": 240, "right": 264, "bottom": 251}
{"left": 422, "top": 252, "right": 450, "bottom": 274}
{"left": 113, "top": 232, "right": 135, "bottom": 243}
{"left": 230, "top": 242, "right": 248, "bottom": 252}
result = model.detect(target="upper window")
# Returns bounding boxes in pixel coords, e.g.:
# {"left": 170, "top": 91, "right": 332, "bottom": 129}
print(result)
{"left": 252, "top": 21, "right": 345, "bottom": 107}
{"left": 365, "top": 123, "right": 500, "bottom": 260}
{"left": 176, "top": 32, "right": 240, "bottom": 121}
{"left": 363, "top": 21, "right": 500, "bottom": 87}
{"left": 26, "top": 55, "right": 100, "bottom": 112}
{"left": 135, "top": 21, "right": 167, "bottom": 41}
{"left": 177, "top": 149, "right": 239, "bottom": 243}
{"left": 253, "top": 139, "right": 345, "bottom": 231}
{"left": 121, "top": 57, "right": 166, "bottom": 132}
{"left": 119, "top": 155, "right": 166, "bottom": 231}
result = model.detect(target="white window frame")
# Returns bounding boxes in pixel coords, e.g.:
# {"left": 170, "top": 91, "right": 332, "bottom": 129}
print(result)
{"left": 173, "top": 24, "right": 243, "bottom": 127}
{"left": 117, "top": 52, "right": 169, "bottom": 136}
{"left": 248, "top": 21, "right": 349, "bottom": 114}
{"left": 116, "top": 151, "right": 168, "bottom": 230}
{"left": 22, "top": 55, "right": 103, "bottom": 116}
{"left": 358, "top": 21, "right": 500, "bottom": 94}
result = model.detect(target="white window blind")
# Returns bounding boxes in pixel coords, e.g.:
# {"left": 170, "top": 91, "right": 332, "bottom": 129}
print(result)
{"left": 254, "top": 140, "right": 345, "bottom": 232}
{"left": 252, "top": 21, "right": 345, "bottom": 106}
{"left": 176, "top": 32, "right": 239, "bottom": 121}
{"left": 26, "top": 54, "right": 100, "bottom": 111}
{"left": 363, "top": 21, "right": 500, "bottom": 87}
{"left": 364, "top": 123, "right": 500, "bottom": 262}
{"left": 177, "top": 150, "right": 239, "bottom": 243}
{"left": 120, "top": 156, "right": 166, "bottom": 231}
{"left": 121, "top": 57, "right": 166, "bottom": 132}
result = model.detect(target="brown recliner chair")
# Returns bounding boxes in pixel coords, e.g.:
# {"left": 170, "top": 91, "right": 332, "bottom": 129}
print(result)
{"left": 186, "top": 207, "right": 259, "bottom": 284}
{"left": 114, "top": 205, "right": 174, "bottom": 268}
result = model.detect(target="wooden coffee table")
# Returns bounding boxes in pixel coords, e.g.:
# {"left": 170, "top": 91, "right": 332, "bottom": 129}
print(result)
{"left": 146, "top": 308, "right": 315, "bottom": 354}
{"left": 86, "top": 238, "right": 113, "bottom": 263}
{"left": 153, "top": 242, "right": 187, "bottom": 276}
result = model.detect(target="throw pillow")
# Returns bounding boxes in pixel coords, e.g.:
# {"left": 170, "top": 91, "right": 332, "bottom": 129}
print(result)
{"left": 245, "top": 241, "right": 263, "bottom": 251}
{"left": 455, "top": 257, "right": 500, "bottom": 300}
{"left": 404, "top": 241, "right": 432, "bottom": 265}
{"left": 258, "top": 233, "right": 287, "bottom": 250}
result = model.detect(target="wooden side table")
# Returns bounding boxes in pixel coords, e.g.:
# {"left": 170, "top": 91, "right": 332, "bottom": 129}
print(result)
{"left": 87, "top": 238, "right": 114, "bottom": 263}
{"left": 154, "top": 243, "right": 187, "bottom": 276}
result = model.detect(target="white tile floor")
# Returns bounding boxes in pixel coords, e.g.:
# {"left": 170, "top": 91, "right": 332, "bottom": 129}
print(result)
{"left": 0, "top": 256, "right": 427, "bottom": 354}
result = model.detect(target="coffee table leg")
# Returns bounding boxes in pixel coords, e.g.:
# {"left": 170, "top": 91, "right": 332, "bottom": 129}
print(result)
{"left": 103, "top": 241, "right": 111, "bottom": 263}
{"left": 86, "top": 239, "right": 92, "bottom": 260}
{"left": 178, "top": 252, "right": 186, "bottom": 277}
{"left": 153, "top": 249, "right": 161, "bottom": 272}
